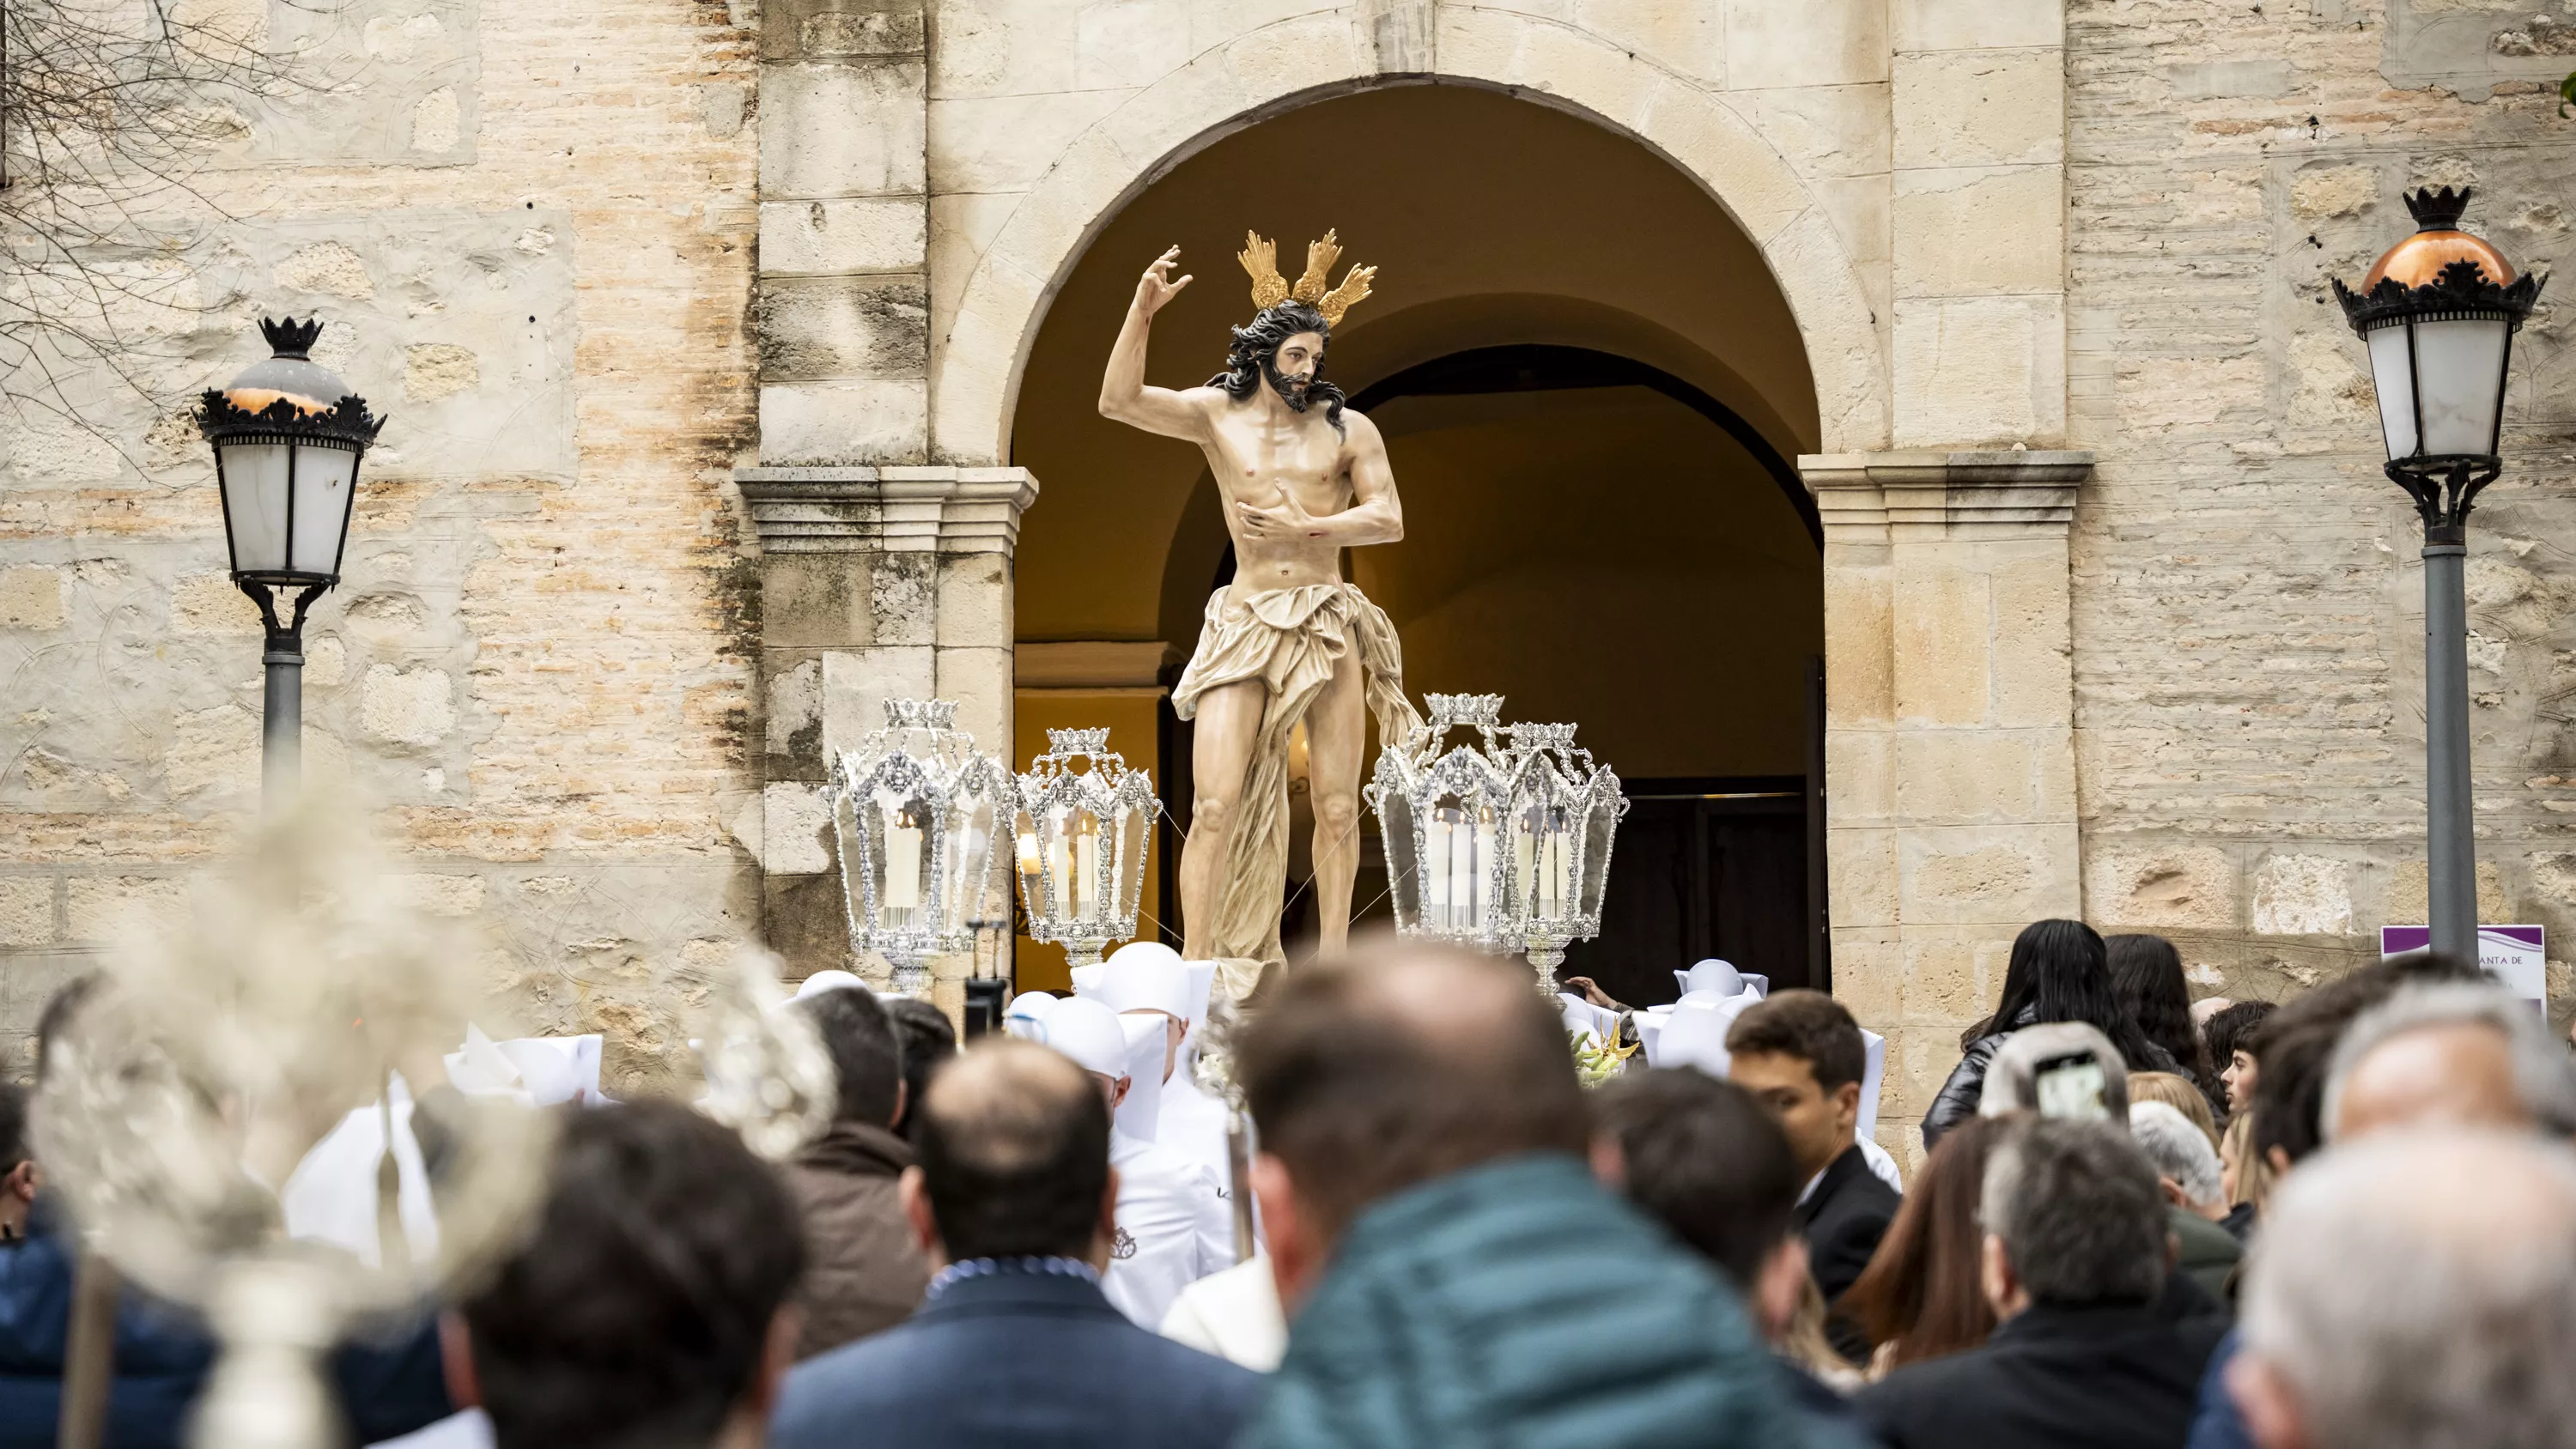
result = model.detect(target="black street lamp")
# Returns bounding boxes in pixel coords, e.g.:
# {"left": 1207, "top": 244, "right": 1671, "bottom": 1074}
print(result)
{"left": 195, "top": 318, "right": 385, "bottom": 809}
{"left": 2335, "top": 188, "right": 2545, "bottom": 961}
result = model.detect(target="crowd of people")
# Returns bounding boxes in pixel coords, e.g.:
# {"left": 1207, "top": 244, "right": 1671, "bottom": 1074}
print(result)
{"left": 1, "top": 917, "right": 2572, "bottom": 1449}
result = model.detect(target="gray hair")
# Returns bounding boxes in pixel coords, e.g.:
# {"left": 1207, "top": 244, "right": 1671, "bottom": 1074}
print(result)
{"left": 2323, "top": 982, "right": 2576, "bottom": 1143}
{"left": 1979, "top": 1116, "right": 2168, "bottom": 1307}
{"left": 2128, "top": 1100, "right": 2223, "bottom": 1208}
{"left": 2242, "top": 1130, "right": 2576, "bottom": 1449}
{"left": 1979, "top": 1022, "right": 2130, "bottom": 1121}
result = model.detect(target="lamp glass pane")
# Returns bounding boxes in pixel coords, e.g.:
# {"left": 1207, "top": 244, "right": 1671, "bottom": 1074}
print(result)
{"left": 2413, "top": 317, "right": 2512, "bottom": 458}
{"left": 217, "top": 441, "right": 292, "bottom": 574}
{"left": 2365, "top": 325, "right": 2419, "bottom": 461}
{"left": 288, "top": 445, "right": 359, "bottom": 577}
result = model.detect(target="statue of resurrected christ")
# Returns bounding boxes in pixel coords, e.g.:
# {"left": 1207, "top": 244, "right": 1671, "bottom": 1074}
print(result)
{"left": 1098, "top": 231, "right": 1424, "bottom": 1000}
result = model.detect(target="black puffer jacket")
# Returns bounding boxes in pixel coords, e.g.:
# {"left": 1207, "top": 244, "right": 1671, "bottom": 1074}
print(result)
{"left": 1919, "top": 1010, "right": 2180, "bottom": 1150}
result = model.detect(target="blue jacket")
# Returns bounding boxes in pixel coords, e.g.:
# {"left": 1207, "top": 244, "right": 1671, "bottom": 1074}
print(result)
{"left": 1242, "top": 1154, "right": 1826, "bottom": 1449}
{"left": 0, "top": 1203, "right": 452, "bottom": 1449}
{"left": 770, "top": 1263, "right": 1260, "bottom": 1449}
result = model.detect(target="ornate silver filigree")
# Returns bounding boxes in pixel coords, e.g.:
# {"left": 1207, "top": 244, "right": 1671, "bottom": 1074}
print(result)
{"left": 823, "top": 698, "right": 1013, "bottom": 994}
{"left": 1367, "top": 694, "right": 1630, "bottom": 990}
{"left": 1012, "top": 727, "right": 1157, "bottom": 968}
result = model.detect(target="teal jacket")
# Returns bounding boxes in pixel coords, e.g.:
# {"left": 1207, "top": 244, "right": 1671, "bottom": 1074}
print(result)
{"left": 1242, "top": 1154, "right": 1830, "bottom": 1449}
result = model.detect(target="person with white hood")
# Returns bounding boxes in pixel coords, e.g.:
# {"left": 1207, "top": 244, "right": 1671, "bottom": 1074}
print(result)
{"left": 1038, "top": 996, "right": 1233, "bottom": 1330}
{"left": 1091, "top": 943, "right": 1231, "bottom": 1180}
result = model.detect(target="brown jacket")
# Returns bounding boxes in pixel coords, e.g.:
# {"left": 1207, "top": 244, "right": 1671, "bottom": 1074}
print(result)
{"left": 786, "top": 1120, "right": 932, "bottom": 1358}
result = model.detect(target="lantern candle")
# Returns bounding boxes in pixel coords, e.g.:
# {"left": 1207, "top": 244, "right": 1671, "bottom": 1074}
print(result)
{"left": 883, "top": 808, "right": 923, "bottom": 914}
{"left": 1072, "top": 819, "right": 1098, "bottom": 922}
{"left": 1424, "top": 809, "right": 1454, "bottom": 925}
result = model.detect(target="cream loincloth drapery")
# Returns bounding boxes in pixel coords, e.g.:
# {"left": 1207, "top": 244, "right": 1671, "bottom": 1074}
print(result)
{"left": 1171, "top": 582, "right": 1424, "bottom": 1003}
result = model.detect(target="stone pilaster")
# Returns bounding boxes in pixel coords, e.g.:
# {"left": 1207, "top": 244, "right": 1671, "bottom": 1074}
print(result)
{"left": 756, "top": 0, "right": 930, "bottom": 464}
{"left": 1890, "top": 0, "right": 2068, "bottom": 448}
{"left": 1805, "top": 448, "right": 2092, "bottom": 1160}
{"left": 739, "top": 464, "right": 1038, "bottom": 1003}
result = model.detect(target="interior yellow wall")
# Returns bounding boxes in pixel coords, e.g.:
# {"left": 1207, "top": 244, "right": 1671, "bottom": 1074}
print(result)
{"left": 1353, "top": 386, "right": 1820, "bottom": 777}
{"left": 1011, "top": 690, "right": 1166, "bottom": 992}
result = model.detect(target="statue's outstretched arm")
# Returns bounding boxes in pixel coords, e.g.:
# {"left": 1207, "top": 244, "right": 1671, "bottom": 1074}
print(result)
{"left": 1099, "top": 246, "right": 1207, "bottom": 442}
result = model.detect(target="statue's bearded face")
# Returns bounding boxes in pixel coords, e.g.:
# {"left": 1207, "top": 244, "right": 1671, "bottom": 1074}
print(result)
{"left": 1263, "top": 330, "right": 1325, "bottom": 411}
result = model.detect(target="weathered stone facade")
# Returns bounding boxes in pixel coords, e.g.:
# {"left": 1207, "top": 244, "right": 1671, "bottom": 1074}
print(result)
{"left": 0, "top": 0, "right": 762, "bottom": 1088}
{"left": 6, "top": 0, "right": 2576, "bottom": 1143}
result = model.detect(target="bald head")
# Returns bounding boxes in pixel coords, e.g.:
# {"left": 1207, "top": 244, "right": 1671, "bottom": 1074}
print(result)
{"left": 1235, "top": 940, "right": 1588, "bottom": 1244}
{"left": 912, "top": 1038, "right": 1112, "bottom": 1263}
{"left": 2325, "top": 984, "right": 2576, "bottom": 1145}
{"left": 2235, "top": 1131, "right": 2576, "bottom": 1449}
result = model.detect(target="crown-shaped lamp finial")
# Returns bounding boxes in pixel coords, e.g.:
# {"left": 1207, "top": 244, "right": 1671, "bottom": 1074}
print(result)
{"left": 258, "top": 316, "right": 324, "bottom": 361}
{"left": 2403, "top": 186, "right": 2473, "bottom": 233}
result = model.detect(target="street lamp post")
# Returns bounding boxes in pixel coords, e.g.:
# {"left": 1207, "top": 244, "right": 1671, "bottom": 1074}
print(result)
{"left": 2336, "top": 188, "right": 2545, "bottom": 961}
{"left": 194, "top": 318, "right": 384, "bottom": 811}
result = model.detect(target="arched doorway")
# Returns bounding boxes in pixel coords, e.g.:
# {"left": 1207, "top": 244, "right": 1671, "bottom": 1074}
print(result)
{"left": 1006, "top": 84, "right": 1825, "bottom": 1005}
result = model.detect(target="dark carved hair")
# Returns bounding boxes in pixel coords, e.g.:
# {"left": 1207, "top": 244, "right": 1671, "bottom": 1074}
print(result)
{"left": 791, "top": 986, "right": 904, "bottom": 1128}
{"left": 1726, "top": 989, "right": 1868, "bottom": 1094}
{"left": 464, "top": 1100, "right": 805, "bottom": 1449}
{"left": 914, "top": 1039, "right": 1110, "bottom": 1262}
{"left": 1207, "top": 302, "right": 1346, "bottom": 436}
{"left": 1592, "top": 1068, "right": 1801, "bottom": 1291}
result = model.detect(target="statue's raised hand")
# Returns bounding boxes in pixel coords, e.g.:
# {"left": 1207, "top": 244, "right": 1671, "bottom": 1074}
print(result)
{"left": 1135, "top": 246, "right": 1192, "bottom": 316}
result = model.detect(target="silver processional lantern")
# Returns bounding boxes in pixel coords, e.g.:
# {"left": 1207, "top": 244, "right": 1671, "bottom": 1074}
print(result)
{"left": 1369, "top": 694, "right": 1518, "bottom": 955}
{"left": 1369, "top": 694, "right": 1629, "bottom": 989}
{"left": 1012, "top": 727, "right": 1156, "bottom": 969}
{"left": 823, "top": 699, "right": 1012, "bottom": 995}
{"left": 1502, "top": 718, "right": 1628, "bottom": 985}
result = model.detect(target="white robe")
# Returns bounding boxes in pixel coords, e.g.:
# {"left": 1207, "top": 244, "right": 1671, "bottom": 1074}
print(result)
{"left": 1100, "top": 1131, "right": 1232, "bottom": 1331}
{"left": 1155, "top": 1069, "right": 1234, "bottom": 1185}
{"left": 1159, "top": 1252, "right": 1286, "bottom": 1372}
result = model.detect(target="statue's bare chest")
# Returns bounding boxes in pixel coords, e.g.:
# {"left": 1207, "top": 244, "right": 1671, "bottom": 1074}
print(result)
{"left": 1206, "top": 411, "right": 1345, "bottom": 501}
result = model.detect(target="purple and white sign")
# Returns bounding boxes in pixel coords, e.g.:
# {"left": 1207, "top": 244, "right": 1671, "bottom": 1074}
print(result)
{"left": 2381, "top": 924, "right": 2548, "bottom": 1013}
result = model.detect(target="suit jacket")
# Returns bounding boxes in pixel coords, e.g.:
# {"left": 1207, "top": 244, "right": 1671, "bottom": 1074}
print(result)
{"left": 1853, "top": 1301, "right": 2229, "bottom": 1449}
{"left": 769, "top": 1264, "right": 1261, "bottom": 1449}
{"left": 1798, "top": 1143, "right": 1901, "bottom": 1361}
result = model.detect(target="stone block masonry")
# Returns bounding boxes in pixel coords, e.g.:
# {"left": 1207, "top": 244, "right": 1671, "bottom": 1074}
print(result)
{"left": 0, "top": 0, "right": 763, "bottom": 1093}
{"left": 2066, "top": 0, "right": 2576, "bottom": 1026}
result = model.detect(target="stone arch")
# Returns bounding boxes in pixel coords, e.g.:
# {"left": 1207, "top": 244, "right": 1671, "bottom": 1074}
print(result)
{"left": 930, "top": 7, "right": 1889, "bottom": 468}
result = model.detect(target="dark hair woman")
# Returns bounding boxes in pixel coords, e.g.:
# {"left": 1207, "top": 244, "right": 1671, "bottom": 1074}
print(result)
{"left": 1917, "top": 919, "right": 2178, "bottom": 1149}
{"left": 2105, "top": 933, "right": 2220, "bottom": 1106}
{"left": 1840, "top": 1115, "right": 2004, "bottom": 1374}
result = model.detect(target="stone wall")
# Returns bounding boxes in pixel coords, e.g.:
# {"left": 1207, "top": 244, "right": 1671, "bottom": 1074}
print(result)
{"left": 0, "top": 0, "right": 763, "bottom": 1088}
{"left": 2065, "top": 0, "right": 2576, "bottom": 1022}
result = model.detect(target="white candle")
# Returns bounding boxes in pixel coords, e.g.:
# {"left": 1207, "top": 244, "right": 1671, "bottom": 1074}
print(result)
{"left": 1016, "top": 829, "right": 1042, "bottom": 892}
{"left": 883, "top": 811, "right": 922, "bottom": 913}
{"left": 1049, "top": 837, "right": 1072, "bottom": 914}
{"left": 1514, "top": 819, "right": 1536, "bottom": 911}
{"left": 1424, "top": 814, "right": 1453, "bottom": 921}
{"left": 1469, "top": 811, "right": 1496, "bottom": 928}
{"left": 1073, "top": 826, "right": 1098, "bottom": 922}
{"left": 1447, "top": 814, "right": 1475, "bottom": 930}
{"left": 1543, "top": 829, "right": 1571, "bottom": 914}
